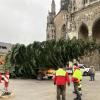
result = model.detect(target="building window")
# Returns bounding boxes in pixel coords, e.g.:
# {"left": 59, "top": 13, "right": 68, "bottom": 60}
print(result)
{"left": 61, "top": 24, "right": 66, "bottom": 39}
{"left": 73, "top": 7, "right": 76, "bottom": 11}
{"left": 47, "top": 34, "right": 49, "bottom": 39}
{"left": 52, "top": 30, "right": 54, "bottom": 33}
{"left": 83, "top": 0, "right": 88, "bottom": 4}
{"left": 0, "top": 46, "right": 7, "bottom": 49}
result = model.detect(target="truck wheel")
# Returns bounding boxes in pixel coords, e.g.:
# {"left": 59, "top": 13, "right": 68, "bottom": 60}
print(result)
{"left": 83, "top": 72, "right": 88, "bottom": 76}
{"left": 48, "top": 76, "right": 52, "bottom": 80}
{"left": 37, "top": 75, "right": 43, "bottom": 80}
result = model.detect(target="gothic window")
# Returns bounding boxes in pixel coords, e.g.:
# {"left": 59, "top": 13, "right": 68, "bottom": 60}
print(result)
{"left": 61, "top": 24, "right": 66, "bottom": 39}
{"left": 72, "top": 0, "right": 76, "bottom": 11}
{"left": 52, "top": 34, "right": 53, "bottom": 39}
{"left": 62, "top": 24, "right": 66, "bottom": 32}
{"left": 83, "top": 0, "right": 88, "bottom": 4}
{"left": 73, "top": 7, "right": 76, "bottom": 11}
{"left": 47, "top": 34, "right": 49, "bottom": 39}
{"left": 78, "top": 23, "right": 89, "bottom": 40}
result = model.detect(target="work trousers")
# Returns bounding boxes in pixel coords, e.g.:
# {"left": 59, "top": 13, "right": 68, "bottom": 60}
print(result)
{"left": 74, "top": 82, "right": 82, "bottom": 100}
{"left": 57, "top": 85, "right": 66, "bottom": 100}
{"left": 90, "top": 74, "right": 95, "bottom": 81}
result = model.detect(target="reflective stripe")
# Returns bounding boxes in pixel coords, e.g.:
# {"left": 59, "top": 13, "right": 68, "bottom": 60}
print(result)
{"left": 78, "top": 83, "right": 82, "bottom": 95}
{"left": 6, "top": 75, "right": 9, "bottom": 78}
{"left": 4, "top": 76, "right": 8, "bottom": 82}
{"left": 79, "top": 90, "right": 82, "bottom": 95}
{"left": 4, "top": 75, "right": 9, "bottom": 82}
{"left": 56, "top": 68, "right": 66, "bottom": 76}
{"left": 78, "top": 84, "right": 82, "bottom": 88}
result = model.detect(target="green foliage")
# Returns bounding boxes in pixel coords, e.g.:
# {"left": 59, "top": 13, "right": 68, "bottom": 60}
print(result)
{"left": 5, "top": 39, "right": 98, "bottom": 78}
{"left": 5, "top": 51, "right": 14, "bottom": 73}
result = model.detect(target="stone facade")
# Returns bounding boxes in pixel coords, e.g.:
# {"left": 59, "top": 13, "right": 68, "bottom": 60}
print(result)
{"left": 54, "top": 10, "right": 67, "bottom": 40}
{"left": 46, "top": 0, "right": 100, "bottom": 42}
{"left": 46, "top": 0, "right": 100, "bottom": 70}
{"left": 70, "top": 1, "right": 100, "bottom": 42}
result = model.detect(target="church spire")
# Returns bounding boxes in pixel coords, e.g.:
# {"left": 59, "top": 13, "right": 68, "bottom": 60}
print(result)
{"left": 51, "top": 0, "right": 56, "bottom": 14}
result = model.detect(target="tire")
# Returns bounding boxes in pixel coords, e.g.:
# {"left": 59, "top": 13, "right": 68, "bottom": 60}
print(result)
{"left": 48, "top": 76, "right": 52, "bottom": 80}
{"left": 83, "top": 72, "right": 88, "bottom": 76}
{"left": 37, "top": 74, "right": 43, "bottom": 80}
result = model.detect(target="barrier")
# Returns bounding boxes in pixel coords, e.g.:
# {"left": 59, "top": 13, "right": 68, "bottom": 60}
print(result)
{"left": 0, "top": 71, "right": 14, "bottom": 97}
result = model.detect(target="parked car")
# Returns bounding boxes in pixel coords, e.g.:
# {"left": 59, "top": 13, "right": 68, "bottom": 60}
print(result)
{"left": 78, "top": 64, "right": 90, "bottom": 76}
{"left": 66, "top": 67, "right": 73, "bottom": 75}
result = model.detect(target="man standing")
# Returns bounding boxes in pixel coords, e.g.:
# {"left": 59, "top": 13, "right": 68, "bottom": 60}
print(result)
{"left": 72, "top": 65, "right": 82, "bottom": 100}
{"left": 89, "top": 66, "right": 95, "bottom": 81}
{"left": 53, "top": 66, "right": 70, "bottom": 100}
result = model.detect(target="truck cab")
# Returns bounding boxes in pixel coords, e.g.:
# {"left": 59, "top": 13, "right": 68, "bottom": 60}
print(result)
{"left": 66, "top": 64, "right": 90, "bottom": 76}
{"left": 37, "top": 69, "right": 55, "bottom": 80}
{"left": 78, "top": 64, "right": 90, "bottom": 76}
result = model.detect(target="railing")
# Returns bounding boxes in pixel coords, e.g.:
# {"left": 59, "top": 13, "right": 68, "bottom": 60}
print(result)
{"left": 89, "top": 0, "right": 100, "bottom": 4}
{"left": 83, "top": 0, "right": 100, "bottom": 7}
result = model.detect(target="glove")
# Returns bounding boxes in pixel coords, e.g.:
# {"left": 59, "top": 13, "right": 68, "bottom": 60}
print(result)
{"left": 68, "top": 83, "right": 70, "bottom": 86}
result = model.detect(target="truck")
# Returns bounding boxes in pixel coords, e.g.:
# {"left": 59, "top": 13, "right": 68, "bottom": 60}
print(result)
{"left": 37, "top": 69, "right": 55, "bottom": 80}
{"left": 78, "top": 64, "right": 90, "bottom": 76}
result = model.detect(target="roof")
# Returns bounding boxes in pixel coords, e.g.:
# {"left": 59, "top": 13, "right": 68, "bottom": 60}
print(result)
{"left": 0, "top": 42, "right": 12, "bottom": 54}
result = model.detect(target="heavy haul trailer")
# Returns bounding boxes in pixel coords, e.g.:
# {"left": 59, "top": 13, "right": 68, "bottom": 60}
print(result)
{"left": 37, "top": 69, "right": 55, "bottom": 80}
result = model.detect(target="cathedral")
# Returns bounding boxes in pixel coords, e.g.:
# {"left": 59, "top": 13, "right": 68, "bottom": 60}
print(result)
{"left": 46, "top": 0, "right": 100, "bottom": 42}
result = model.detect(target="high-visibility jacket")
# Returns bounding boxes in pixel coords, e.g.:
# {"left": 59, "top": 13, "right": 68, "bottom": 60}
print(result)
{"left": 53, "top": 68, "right": 70, "bottom": 85}
{"left": 72, "top": 69, "right": 82, "bottom": 83}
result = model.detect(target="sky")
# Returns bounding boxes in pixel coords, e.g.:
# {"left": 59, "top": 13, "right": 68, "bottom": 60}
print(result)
{"left": 0, "top": 0, "right": 60, "bottom": 45}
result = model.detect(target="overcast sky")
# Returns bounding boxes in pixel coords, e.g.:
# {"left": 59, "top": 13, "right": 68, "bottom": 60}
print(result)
{"left": 0, "top": 0, "right": 60, "bottom": 45}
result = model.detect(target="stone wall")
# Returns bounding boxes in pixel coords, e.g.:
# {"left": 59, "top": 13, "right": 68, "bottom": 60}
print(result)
{"left": 54, "top": 10, "right": 67, "bottom": 40}
{"left": 73, "top": 1, "right": 100, "bottom": 39}
{"left": 79, "top": 50, "right": 100, "bottom": 71}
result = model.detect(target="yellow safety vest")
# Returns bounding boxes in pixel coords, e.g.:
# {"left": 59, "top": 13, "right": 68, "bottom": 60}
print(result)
{"left": 56, "top": 68, "right": 66, "bottom": 76}
{"left": 73, "top": 69, "right": 82, "bottom": 81}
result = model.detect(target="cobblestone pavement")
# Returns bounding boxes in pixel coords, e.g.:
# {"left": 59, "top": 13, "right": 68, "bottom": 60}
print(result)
{"left": 0, "top": 72, "right": 100, "bottom": 100}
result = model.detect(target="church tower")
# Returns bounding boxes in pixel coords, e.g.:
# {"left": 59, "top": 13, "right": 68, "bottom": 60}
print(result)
{"left": 46, "top": 0, "right": 56, "bottom": 40}
{"left": 61, "top": 0, "right": 70, "bottom": 10}
{"left": 51, "top": 0, "right": 56, "bottom": 15}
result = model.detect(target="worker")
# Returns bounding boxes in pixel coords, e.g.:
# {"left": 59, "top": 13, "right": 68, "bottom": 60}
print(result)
{"left": 53, "top": 66, "right": 70, "bottom": 100}
{"left": 72, "top": 64, "right": 82, "bottom": 100}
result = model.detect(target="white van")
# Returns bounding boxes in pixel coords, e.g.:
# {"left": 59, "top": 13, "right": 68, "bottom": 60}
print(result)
{"left": 66, "top": 64, "right": 90, "bottom": 76}
{"left": 78, "top": 64, "right": 90, "bottom": 76}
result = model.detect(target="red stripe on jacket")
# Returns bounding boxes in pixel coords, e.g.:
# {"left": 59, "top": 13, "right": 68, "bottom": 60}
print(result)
{"left": 72, "top": 77, "right": 79, "bottom": 83}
